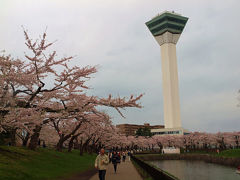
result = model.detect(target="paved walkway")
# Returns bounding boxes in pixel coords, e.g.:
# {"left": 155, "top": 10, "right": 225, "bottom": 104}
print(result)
{"left": 89, "top": 159, "right": 142, "bottom": 180}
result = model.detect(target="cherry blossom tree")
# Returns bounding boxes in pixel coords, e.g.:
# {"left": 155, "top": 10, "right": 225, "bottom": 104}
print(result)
{"left": 0, "top": 30, "right": 143, "bottom": 150}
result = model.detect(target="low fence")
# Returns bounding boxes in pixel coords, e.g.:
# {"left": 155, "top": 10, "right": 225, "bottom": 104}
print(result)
{"left": 131, "top": 155, "right": 178, "bottom": 180}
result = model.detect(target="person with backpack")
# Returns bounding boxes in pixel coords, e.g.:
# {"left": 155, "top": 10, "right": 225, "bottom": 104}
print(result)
{"left": 111, "top": 151, "right": 120, "bottom": 173}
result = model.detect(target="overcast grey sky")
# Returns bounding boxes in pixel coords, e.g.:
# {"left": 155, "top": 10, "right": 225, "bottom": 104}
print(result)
{"left": 1, "top": 0, "right": 240, "bottom": 132}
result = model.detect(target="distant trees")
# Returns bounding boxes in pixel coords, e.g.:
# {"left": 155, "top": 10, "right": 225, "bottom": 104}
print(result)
{"left": 118, "top": 132, "right": 240, "bottom": 152}
{"left": 135, "top": 127, "right": 153, "bottom": 137}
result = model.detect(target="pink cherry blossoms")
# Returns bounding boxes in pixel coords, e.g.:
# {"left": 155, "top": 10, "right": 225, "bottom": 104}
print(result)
{"left": 0, "top": 30, "right": 143, "bottom": 151}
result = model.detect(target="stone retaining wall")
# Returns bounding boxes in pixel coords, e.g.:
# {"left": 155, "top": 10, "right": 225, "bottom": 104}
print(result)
{"left": 131, "top": 155, "right": 178, "bottom": 180}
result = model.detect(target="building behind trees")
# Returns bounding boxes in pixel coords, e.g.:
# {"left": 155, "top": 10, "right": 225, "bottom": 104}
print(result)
{"left": 116, "top": 123, "right": 164, "bottom": 136}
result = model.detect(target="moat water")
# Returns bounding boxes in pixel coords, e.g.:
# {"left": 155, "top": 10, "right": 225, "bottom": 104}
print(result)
{"left": 150, "top": 160, "right": 240, "bottom": 180}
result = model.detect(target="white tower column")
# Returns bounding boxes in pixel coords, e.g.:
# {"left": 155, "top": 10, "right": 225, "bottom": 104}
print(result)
{"left": 154, "top": 32, "right": 182, "bottom": 128}
{"left": 160, "top": 42, "right": 181, "bottom": 128}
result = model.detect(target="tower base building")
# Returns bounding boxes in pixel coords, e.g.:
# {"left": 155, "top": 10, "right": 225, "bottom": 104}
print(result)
{"left": 151, "top": 127, "right": 190, "bottom": 136}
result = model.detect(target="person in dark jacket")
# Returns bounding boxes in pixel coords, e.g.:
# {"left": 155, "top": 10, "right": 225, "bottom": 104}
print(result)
{"left": 111, "top": 151, "right": 120, "bottom": 173}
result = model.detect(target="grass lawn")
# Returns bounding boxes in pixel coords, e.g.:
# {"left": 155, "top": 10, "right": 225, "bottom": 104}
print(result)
{"left": 182, "top": 149, "right": 240, "bottom": 158}
{"left": 217, "top": 149, "right": 240, "bottom": 158}
{"left": 135, "top": 148, "right": 240, "bottom": 158}
{"left": 0, "top": 146, "right": 96, "bottom": 180}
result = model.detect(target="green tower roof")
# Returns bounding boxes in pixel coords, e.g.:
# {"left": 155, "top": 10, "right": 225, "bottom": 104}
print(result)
{"left": 146, "top": 12, "right": 188, "bottom": 36}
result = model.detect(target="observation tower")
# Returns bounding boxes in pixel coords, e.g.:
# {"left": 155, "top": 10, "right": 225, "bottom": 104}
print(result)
{"left": 146, "top": 11, "right": 189, "bottom": 135}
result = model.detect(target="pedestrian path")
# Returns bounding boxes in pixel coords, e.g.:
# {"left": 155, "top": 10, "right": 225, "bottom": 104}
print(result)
{"left": 89, "top": 159, "right": 142, "bottom": 180}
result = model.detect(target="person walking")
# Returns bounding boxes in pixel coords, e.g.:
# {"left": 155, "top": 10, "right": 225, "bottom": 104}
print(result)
{"left": 122, "top": 151, "right": 126, "bottom": 162}
{"left": 95, "top": 148, "right": 109, "bottom": 180}
{"left": 108, "top": 152, "right": 112, "bottom": 163}
{"left": 127, "top": 150, "right": 131, "bottom": 160}
{"left": 111, "top": 151, "right": 120, "bottom": 173}
{"left": 117, "top": 151, "right": 121, "bottom": 162}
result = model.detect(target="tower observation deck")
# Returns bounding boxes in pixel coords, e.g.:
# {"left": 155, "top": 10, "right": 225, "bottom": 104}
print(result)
{"left": 146, "top": 11, "right": 188, "bottom": 38}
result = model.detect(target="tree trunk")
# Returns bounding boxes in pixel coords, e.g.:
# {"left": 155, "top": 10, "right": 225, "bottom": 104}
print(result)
{"left": 9, "top": 128, "right": 17, "bottom": 146}
{"left": 88, "top": 145, "right": 93, "bottom": 154}
{"left": 80, "top": 147, "right": 84, "bottom": 156}
{"left": 68, "top": 136, "right": 75, "bottom": 152}
{"left": 74, "top": 138, "right": 79, "bottom": 149}
{"left": 79, "top": 140, "right": 84, "bottom": 156}
{"left": 56, "top": 138, "right": 64, "bottom": 152}
{"left": 22, "top": 132, "right": 30, "bottom": 147}
{"left": 28, "top": 125, "right": 42, "bottom": 150}
{"left": 56, "top": 133, "right": 72, "bottom": 152}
